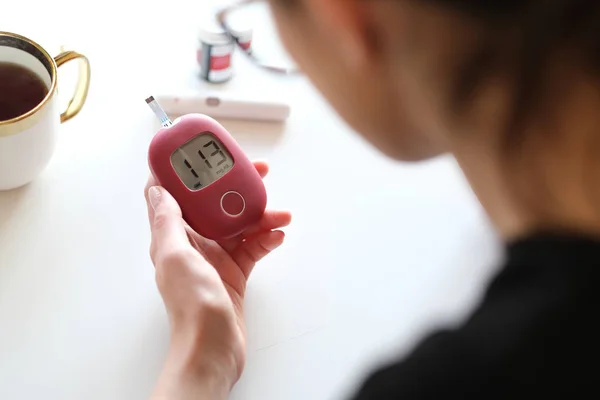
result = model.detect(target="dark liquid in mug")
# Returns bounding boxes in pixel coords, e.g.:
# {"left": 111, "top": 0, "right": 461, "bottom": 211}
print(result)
{"left": 0, "top": 62, "right": 49, "bottom": 122}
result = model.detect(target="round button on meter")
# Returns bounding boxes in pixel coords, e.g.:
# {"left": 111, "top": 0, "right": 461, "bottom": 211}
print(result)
{"left": 221, "top": 191, "right": 245, "bottom": 216}
{"left": 146, "top": 97, "right": 267, "bottom": 241}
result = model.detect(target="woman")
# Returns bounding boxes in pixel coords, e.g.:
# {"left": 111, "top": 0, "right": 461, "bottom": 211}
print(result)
{"left": 145, "top": 0, "right": 600, "bottom": 398}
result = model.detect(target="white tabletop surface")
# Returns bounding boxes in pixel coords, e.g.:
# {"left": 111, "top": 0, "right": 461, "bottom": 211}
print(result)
{"left": 0, "top": 1, "right": 503, "bottom": 399}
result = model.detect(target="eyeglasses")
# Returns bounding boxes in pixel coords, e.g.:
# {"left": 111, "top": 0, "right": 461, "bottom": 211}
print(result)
{"left": 216, "top": 0, "right": 300, "bottom": 75}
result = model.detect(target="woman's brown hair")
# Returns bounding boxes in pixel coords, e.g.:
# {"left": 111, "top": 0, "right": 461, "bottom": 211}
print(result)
{"left": 431, "top": 0, "right": 600, "bottom": 139}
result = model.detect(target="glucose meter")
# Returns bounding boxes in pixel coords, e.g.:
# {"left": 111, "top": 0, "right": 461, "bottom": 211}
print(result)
{"left": 146, "top": 96, "right": 267, "bottom": 240}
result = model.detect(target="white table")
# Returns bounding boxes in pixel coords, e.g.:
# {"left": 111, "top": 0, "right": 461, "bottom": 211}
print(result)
{"left": 0, "top": 2, "right": 502, "bottom": 399}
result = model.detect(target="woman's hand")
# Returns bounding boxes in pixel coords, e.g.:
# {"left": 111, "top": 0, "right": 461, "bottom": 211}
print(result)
{"left": 145, "top": 161, "right": 291, "bottom": 400}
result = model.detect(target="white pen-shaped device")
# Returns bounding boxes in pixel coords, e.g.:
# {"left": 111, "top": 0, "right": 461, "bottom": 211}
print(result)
{"left": 154, "top": 94, "right": 291, "bottom": 122}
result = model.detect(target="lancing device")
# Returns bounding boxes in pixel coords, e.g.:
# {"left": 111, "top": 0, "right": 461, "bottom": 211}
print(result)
{"left": 154, "top": 94, "right": 291, "bottom": 122}
{"left": 146, "top": 96, "right": 267, "bottom": 240}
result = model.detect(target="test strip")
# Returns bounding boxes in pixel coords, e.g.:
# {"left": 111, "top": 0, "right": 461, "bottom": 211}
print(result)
{"left": 146, "top": 96, "right": 173, "bottom": 128}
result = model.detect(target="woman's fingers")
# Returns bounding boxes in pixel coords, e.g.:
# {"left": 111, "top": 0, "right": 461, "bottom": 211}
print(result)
{"left": 219, "top": 210, "right": 292, "bottom": 252}
{"left": 253, "top": 160, "right": 269, "bottom": 179}
{"left": 244, "top": 210, "right": 292, "bottom": 238}
{"left": 144, "top": 175, "right": 159, "bottom": 225}
{"left": 230, "top": 230, "right": 286, "bottom": 278}
{"left": 146, "top": 186, "right": 190, "bottom": 265}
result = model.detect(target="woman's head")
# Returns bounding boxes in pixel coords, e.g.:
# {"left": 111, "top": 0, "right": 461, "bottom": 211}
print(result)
{"left": 266, "top": 0, "right": 600, "bottom": 237}
{"left": 267, "top": 0, "right": 600, "bottom": 160}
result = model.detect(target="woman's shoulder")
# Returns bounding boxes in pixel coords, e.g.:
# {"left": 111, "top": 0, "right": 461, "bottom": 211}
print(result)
{"left": 351, "top": 231, "right": 600, "bottom": 400}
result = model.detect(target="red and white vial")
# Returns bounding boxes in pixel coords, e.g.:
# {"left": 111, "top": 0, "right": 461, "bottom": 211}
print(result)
{"left": 197, "top": 23, "right": 235, "bottom": 83}
{"left": 197, "top": 18, "right": 253, "bottom": 84}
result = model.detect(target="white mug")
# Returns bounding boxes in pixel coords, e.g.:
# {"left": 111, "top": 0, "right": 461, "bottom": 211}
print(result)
{"left": 0, "top": 31, "right": 90, "bottom": 191}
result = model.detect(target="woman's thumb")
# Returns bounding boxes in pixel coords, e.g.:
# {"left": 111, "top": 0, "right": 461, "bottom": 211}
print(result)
{"left": 147, "top": 186, "right": 189, "bottom": 261}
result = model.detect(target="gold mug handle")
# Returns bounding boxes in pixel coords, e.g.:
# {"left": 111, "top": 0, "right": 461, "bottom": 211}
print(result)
{"left": 54, "top": 50, "right": 91, "bottom": 123}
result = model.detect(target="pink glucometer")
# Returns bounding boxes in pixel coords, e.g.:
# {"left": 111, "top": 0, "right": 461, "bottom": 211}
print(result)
{"left": 146, "top": 97, "right": 267, "bottom": 241}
